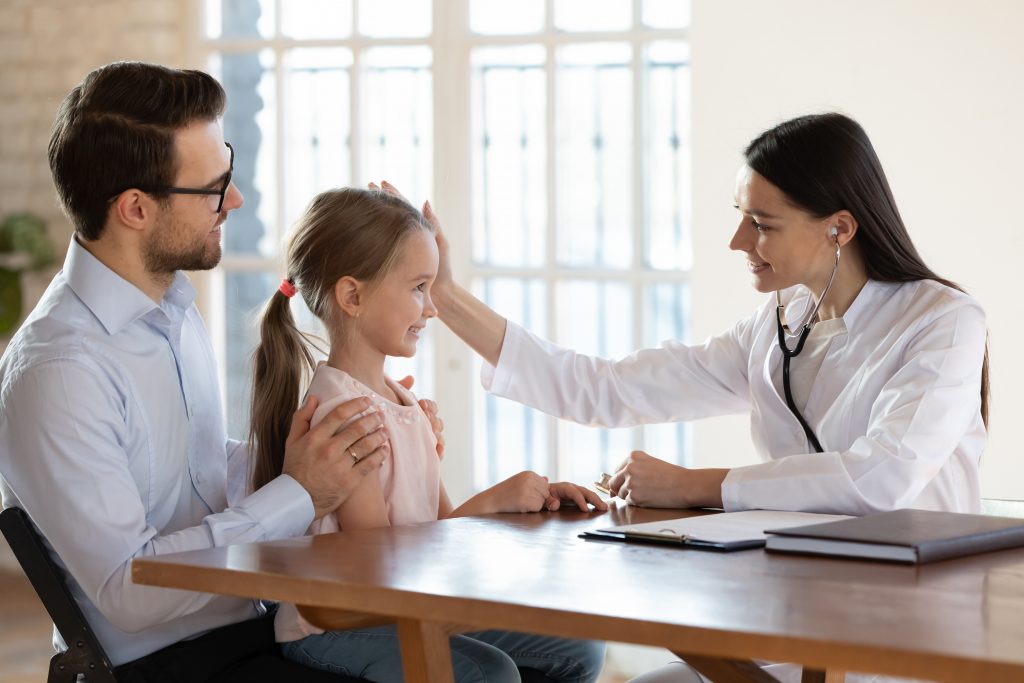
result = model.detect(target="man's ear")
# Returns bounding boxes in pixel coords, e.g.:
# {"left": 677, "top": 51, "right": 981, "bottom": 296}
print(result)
{"left": 334, "top": 276, "right": 364, "bottom": 318}
{"left": 110, "top": 190, "right": 156, "bottom": 235}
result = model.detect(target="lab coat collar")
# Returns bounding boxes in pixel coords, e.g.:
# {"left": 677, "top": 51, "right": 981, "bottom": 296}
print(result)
{"left": 841, "top": 280, "right": 893, "bottom": 331}
{"left": 782, "top": 279, "right": 888, "bottom": 333}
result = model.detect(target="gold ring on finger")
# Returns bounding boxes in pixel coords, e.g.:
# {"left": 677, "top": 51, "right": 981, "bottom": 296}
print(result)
{"left": 349, "top": 449, "right": 360, "bottom": 464}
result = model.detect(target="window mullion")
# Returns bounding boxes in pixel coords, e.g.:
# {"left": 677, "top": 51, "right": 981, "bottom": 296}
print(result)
{"left": 430, "top": 0, "right": 478, "bottom": 503}
{"left": 631, "top": 37, "right": 646, "bottom": 453}
{"left": 543, "top": 14, "right": 561, "bottom": 478}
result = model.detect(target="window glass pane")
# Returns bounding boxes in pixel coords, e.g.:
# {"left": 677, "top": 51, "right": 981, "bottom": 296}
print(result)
{"left": 385, "top": 329, "right": 434, "bottom": 404}
{"left": 222, "top": 272, "right": 334, "bottom": 440}
{"left": 206, "top": 0, "right": 275, "bottom": 39}
{"left": 211, "top": 50, "right": 277, "bottom": 257}
{"left": 554, "top": 0, "right": 630, "bottom": 32}
{"left": 281, "top": 0, "right": 353, "bottom": 38}
{"left": 645, "top": 41, "right": 692, "bottom": 270}
{"left": 473, "top": 278, "right": 549, "bottom": 488}
{"left": 470, "top": 0, "right": 544, "bottom": 35}
{"left": 555, "top": 44, "right": 632, "bottom": 269}
{"left": 555, "top": 280, "right": 635, "bottom": 480}
{"left": 471, "top": 46, "right": 546, "bottom": 268}
{"left": 283, "top": 48, "right": 352, "bottom": 227}
{"left": 358, "top": 0, "right": 431, "bottom": 37}
{"left": 643, "top": 0, "right": 692, "bottom": 29}
{"left": 222, "top": 270, "right": 276, "bottom": 439}
{"left": 642, "top": 283, "right": 690, "bottom": 465}
{"left": 362, "top": 47, "right": 433, "bottom": 206}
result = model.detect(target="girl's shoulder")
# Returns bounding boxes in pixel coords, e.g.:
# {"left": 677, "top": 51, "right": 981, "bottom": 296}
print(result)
{"left": 307, "top": 363, "right": 367, "bottom": 427}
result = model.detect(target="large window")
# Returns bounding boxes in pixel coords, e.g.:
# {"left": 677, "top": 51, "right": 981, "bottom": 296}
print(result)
{"left": 198, "top": 0, "right": 691, "bottom": 497}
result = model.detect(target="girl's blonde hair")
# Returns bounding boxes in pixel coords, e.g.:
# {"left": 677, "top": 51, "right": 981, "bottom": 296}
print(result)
{"left": 249, "top": 188, "right": 431, "bottom": 491}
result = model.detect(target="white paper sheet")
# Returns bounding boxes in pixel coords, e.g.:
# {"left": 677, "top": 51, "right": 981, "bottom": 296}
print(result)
{"left": 603, "top": 510, "right": 852, "bottom": 544}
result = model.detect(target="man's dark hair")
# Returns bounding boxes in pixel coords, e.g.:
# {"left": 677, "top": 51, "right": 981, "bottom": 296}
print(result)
{"left": 48, "top": 61, "right": 227, "bottom": 241}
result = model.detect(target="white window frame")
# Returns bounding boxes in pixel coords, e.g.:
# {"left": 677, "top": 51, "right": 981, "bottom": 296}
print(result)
{"left": 185, "top": 0, "right": 690, "bottom": 503}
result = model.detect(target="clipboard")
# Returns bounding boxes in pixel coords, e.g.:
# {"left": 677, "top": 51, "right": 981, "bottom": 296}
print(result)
{"left": 579, "top": 527, "right": 764, "bottom": 551}
{"left": 579, "top": 510, "right": 852, "bottom": 552}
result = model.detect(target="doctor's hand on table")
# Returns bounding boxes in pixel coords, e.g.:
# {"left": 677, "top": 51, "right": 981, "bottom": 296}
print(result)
{"left": 609, "top": 451, "right": 729, "bottom": 509}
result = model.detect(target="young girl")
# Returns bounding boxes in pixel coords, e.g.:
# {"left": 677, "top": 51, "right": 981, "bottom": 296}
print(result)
{"left": 248, "top": 188, "right": 606, "bottom": 683}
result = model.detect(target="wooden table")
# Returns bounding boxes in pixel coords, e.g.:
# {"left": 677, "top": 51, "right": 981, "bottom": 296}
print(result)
{"left": 133, "top": 504, "right": 1024, "bottom": 682}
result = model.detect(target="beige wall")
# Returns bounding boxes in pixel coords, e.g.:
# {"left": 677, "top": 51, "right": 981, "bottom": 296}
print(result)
{"left": 687, "top": 0, "right": 1024, "bottom": 499}
{"left": 0, "top": 0, "right": 189, "bottom": 569}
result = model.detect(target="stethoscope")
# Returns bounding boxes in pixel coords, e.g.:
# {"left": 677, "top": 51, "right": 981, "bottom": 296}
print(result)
{"left": 775, "top": 228, "right": 841, "bottom": 454}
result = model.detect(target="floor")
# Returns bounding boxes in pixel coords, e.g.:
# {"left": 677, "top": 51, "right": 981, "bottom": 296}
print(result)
{"left": 0, "top": 568, "right": 636, "bottom": 682}
{"left": 0, "top": 569, "right": 53, "bottom": 683}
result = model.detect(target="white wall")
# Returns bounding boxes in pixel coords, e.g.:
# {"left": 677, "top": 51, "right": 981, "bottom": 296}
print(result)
{"left": 687, "top": 0, "right": 1024, "bottom": 498}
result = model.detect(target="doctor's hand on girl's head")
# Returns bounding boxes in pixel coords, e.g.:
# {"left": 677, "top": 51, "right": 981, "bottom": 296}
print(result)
{"left": 281, "top": 394, "right": 391, "bottom": 520}
{"left": 369, "top": 180, "right": 453, "bottom": 291}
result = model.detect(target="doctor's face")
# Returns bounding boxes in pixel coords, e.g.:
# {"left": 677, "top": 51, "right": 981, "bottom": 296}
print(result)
{"left": 730, "top": 166, "right": 837, "bottom": 294}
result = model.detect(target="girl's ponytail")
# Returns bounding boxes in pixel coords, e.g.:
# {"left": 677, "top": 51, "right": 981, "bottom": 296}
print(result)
{"left": 249, "top": 286, "right": 316, "bottom": 492}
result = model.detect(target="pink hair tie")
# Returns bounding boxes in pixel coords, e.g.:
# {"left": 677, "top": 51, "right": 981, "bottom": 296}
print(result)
{"left": 278, "top": 278, "right": 297, "bottom": 298}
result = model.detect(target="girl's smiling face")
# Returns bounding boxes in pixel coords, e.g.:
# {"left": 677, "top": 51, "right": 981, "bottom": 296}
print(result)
{"left": 730, "top": 165, "right": 839, "bottom": 294}
{"left": 356, "top": 228, "right": 439, "bottom": 358}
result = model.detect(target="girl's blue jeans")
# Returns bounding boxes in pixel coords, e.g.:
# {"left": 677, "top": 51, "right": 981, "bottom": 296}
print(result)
{"left": 282, "top": 625, "right": 605, "bottom": 683}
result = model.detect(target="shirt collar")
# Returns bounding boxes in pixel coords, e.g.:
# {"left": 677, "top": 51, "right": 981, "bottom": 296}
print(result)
{"left": 64, "top": 237, "right": 197, "bottom": 336}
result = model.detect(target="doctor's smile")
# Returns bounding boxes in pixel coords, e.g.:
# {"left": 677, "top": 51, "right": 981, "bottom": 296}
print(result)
{"left": 746, "top": 260, "right": 769, "bottom": 273}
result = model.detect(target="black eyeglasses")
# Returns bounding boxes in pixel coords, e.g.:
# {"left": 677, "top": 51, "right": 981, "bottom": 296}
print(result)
{"left": 112, "top": 142, "right": 234, "bottom": 213}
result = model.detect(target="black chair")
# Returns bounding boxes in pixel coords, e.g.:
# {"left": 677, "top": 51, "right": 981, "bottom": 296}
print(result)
{"left": 0, "top": 506, "right": 116, "bottom": 682}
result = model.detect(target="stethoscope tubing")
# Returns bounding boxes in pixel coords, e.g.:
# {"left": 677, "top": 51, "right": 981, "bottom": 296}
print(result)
{"left": 774, "top": 239, "right": 841, "bottom": 454}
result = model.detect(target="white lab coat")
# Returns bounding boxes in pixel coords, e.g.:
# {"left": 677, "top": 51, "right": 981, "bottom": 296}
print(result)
{"left": 483, "top": 279, "right": 986, "bottom": 516}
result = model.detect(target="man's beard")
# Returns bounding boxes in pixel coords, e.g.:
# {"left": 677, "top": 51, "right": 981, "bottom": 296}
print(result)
{"left": 144, "top": 212, "right": 224, "bottom": 274}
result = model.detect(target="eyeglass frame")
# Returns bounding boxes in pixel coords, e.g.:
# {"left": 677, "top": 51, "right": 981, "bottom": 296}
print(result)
{"left": 109, "top": 142, "right": 234, "bottom": 213}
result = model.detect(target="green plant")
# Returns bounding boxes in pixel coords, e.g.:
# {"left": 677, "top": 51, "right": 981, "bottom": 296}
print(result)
{"left": 0, "top": 212, "right": 56, "bottom": 335}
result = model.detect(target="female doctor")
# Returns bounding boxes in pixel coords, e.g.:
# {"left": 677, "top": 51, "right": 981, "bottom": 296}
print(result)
{"left": 423, "top": 111, "right": 989, "bottom": 518}
{"left": 410, "top": 112, "right": 988, "bottom": 683}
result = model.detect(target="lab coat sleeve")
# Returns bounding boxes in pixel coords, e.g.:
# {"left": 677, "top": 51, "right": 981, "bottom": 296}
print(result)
{"left": 482, "top": 316, "right": 757, "bottom": 428}
{"left": 0, "top": 359, "right": 315, "bottom": 634}
{"left": 722, "top": 301, "right": 986, "bottom": 515}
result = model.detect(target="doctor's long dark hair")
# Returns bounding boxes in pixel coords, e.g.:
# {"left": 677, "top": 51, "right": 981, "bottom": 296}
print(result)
{"left": 745, "top": 113, "right": 989, "bottom": 427}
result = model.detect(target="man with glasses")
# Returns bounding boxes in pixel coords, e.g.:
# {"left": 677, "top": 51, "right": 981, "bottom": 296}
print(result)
{"left": 0, "top": 62, "right": 392, "bottom": 682}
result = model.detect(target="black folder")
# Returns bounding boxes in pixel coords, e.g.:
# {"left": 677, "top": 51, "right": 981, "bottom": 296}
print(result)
{"left": 765, "top": 508, "right": 1024, "bottom": 564}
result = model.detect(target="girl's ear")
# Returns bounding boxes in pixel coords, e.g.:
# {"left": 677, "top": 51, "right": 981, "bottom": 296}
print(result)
{"left": 334, "top": 276, "right": 363, "bottom": 318}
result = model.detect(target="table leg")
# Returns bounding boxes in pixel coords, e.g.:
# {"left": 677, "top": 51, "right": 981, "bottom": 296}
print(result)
{"left": 802, "top": 670, "right": 846, "bottom": 683}
{"left": 397, "top": 618, "right": 454, "bottom": 683}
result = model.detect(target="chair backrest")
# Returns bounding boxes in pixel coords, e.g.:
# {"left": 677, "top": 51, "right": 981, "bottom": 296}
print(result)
{"left": 0, "top": 506, "right": 117, "bottom": 683}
